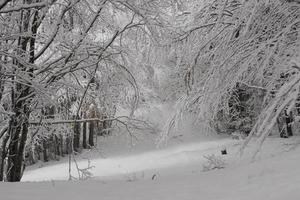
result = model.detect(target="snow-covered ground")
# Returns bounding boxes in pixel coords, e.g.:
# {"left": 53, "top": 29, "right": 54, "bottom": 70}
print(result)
{"left": 1, "top": 135, "right": 300, "bottom": 200}
{"left": 1, "top": 103, "right": 300, "bottom": 199}
{"left": 21, "top": 137, "right": 235, "bottom": 181}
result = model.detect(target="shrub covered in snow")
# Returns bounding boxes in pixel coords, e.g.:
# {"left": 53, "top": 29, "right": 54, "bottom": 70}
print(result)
{"left": 202, "top": 154, "right": 226, "bottom": 172}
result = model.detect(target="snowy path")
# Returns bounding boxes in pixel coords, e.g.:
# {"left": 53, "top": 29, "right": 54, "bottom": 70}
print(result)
{"left": 22, "top": 139, "right": 235, "bottom": 182}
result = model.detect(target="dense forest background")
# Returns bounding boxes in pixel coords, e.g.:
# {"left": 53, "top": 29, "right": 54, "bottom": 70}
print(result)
{"left": 0, "top": 0, "right": 299, "bottom": 182}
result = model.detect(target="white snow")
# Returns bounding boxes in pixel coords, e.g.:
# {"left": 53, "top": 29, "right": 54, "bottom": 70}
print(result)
{"left": 1, "top": 136, "right": 300, "bottom": 200}
{"left": 21, "top": 137, "right": 235, "bottom": 181}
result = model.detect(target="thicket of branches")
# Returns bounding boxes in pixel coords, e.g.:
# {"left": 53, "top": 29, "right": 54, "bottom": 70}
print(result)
{"left": 0, "top": 0, "right": 170, "bottom": 182}
{"left": 159, "top": 0, "right": 300, "bottom": 147}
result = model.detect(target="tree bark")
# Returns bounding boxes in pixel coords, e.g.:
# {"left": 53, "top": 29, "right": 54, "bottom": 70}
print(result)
{"left": 6, "top": 4, "right": 37, "bottom": 181}
{"left": 82, "top": 121, "right": 87, "bottom": 149}
{"left": 60, "top": 134, "right": 64, "bottom": 156}
{"left": 88, "top": 122, "right": 94, "bottom": 147}
{"left": 73, "top": 118, "right": 80, "bottom": 152}
{"left": 6, "top": 103, "right": 31, "bottom": 181}
{"left": 285, "top": 110, "right": 293, "bottom": 137}
{"left": 42, "top": 139, "right": 48, "bottom": 162}
{"left": 0, "top": 132, "right": 9, "bottom": 181}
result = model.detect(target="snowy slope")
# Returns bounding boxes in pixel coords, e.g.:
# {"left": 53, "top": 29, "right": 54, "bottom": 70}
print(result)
{"left": 1, "top": 136, "right": 300, "bottom": 200}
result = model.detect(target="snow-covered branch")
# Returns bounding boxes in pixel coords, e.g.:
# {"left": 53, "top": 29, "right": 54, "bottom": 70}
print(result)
{"left": 0, "top": 1, "right": 49, "bottom": 13}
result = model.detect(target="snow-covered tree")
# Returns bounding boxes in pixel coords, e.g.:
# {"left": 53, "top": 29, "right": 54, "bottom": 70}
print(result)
{"left": 160, "top": 0, "right": 300, "bottom": 146}
{"left": 0, "top": 0, "right": 171, "bottom": 182}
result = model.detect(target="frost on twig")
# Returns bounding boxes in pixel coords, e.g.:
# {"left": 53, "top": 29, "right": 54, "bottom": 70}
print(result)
{"left": 69, "top": 156, "right": 95, "bottom": 181}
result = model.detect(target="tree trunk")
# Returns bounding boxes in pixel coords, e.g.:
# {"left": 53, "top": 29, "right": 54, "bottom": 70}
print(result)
{"left": 0, "top": 132, "right": 9, "bottom": 181}
{"left": 88, "top": 122, "right": 94, "bottom": 147}
{"left": 60, "top": 134, "right": 64, "bottom": 156}
{"left": 277, "top": 115, "right": 287, "bottom": 138}
{"left": 6, "top": 106, "right": 30, "bottom": 182}
{"left": 6, "top": 1, "right": 39, "bottom": 182}
{"left": 42, "top": 139, "right": 48, "bottom": 162}
{"left": 285, "top": 110, "right": 293, "bottom": 137}
{"left": 73, "top": 120, "right": 80, "bottom": 152}
{"left": 54, "top": 135, "right": 61, "bottom": 156}
{"left": 65, "top": 136, "right": 70, "bottom": 155}
{"left": 83, "top": 121, "right": 87, "bottom": 149}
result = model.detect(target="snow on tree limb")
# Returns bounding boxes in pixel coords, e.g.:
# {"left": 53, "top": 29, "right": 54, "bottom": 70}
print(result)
{"left": 0, "top": 1, "right": 50, "bottom": 13}
{"left": 240, "top": 61, "right": 300, "bottom": 157}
